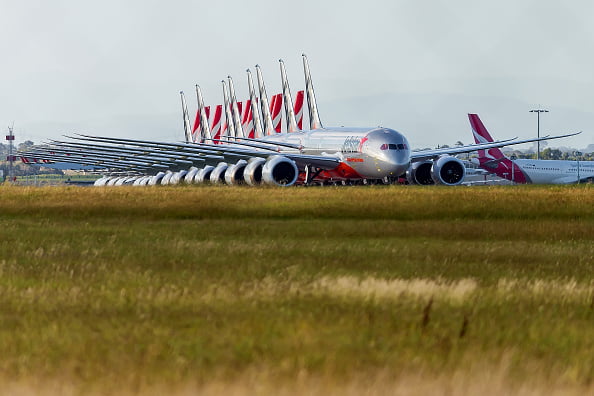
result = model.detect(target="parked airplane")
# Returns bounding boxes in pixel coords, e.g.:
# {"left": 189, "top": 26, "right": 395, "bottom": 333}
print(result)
{"left": 20, "top": 56, "right": 578, "bottom": 187}
{"left": 469, "top": 114, "right": 591, "bottom": 184}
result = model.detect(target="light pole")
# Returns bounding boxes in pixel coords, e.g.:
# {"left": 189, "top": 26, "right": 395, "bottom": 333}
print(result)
{"left": 529, "top": 109, "right": 548, "bottom": 160}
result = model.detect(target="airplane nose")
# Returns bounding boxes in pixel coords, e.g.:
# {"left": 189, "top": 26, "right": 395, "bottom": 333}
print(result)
{"left": 385, "top": 150, "right": 410, "bottom": 175}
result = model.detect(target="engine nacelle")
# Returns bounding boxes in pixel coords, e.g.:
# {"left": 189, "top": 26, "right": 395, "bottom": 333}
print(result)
{"left": 406, "top": 161, "right": 434, "bottom": 185}
{"left": 262, "top": 156, "right": 298, "bottom": 186}
{"left": 184, "top": 167, "right": 199, "bottom": 184}
{"left": 139, "top": 176, "right": 152, "bottom": 186}
{"left": 210, "top": 162, "right": 228, "bottom": 184}
{"left": 160, "top": 171, "right": 174, "bottom": 185}
{"left": 148, "top": 172, "right": 166, "bottom": 186}
{"left": 170, "top": 170, "right": 188, "bottom": 185}
{"left": 133, "top": 176, "right": 148, "bottom": 186}
{"left": 121, "top": 177, "right": 134, "bottom": 185}
{"left": 431, "top": 156, "right": 466, "bottom": 185}
{"left": 243, "top": 157, "right": 266, "bottom": 186}
{"left": 107, "top": 177, "right": 122, "bottom": 186}
{"left": 224, "top": 160, "right": 248, "bottom": 185}
{"left": 94, "top": 176, "right": 109, "bottom": 186}
{"left": 195, "top": 166, "right": 215, "bottom": 183}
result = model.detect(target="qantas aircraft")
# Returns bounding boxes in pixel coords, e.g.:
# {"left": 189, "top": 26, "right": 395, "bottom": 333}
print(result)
{"left": 20, "top": 55, "right": 577, "bottom": 187}
{"left": 469, "top": 114, "right": 591, "bottom": 184}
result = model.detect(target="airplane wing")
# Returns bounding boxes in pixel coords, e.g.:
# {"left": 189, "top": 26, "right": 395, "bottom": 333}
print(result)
{"left": 410, "top": 132, "right": 580, "bottom": 162}
{"left": 24, "top": 135, "right": 342, "bottom": 172}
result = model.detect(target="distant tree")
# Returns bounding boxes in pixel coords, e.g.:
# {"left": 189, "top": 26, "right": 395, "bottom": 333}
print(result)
{"left": 541, "top": 148, "right": 562, "bottom": 160}
{"left": 455, "top": 141, "right": 464, "bottom": 147}
{"left": 17, "top": 140, "right": 35, "bottom": 152}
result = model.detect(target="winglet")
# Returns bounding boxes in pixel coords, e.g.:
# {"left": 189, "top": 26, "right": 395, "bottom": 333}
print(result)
{"left": 228, "top": 76, "right": 245, "bottom": 138}
{"left": 180, "top": 91, "right": 193, "bottom": 143}
{"left": 302, "top": 54, "right": 323, "bottom": 129}
{"left": 222, "top": 80, "right": 235, "bottom": 140}
{"left": 247, "top": 69, "right": 264, "bottom": 138}
{"left": 255, "top": 65, "right": 275, "bottom": 135}
{"left": 279, "top": 59, "right": 299, "bottom": 133}
{"left": 195, "top": 85, "right": 212, "bottom": 142}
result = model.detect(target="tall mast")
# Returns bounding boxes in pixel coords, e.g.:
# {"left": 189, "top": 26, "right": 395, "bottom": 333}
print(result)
{"left": 6, "top": 124, "right": 15, "bottom": 181}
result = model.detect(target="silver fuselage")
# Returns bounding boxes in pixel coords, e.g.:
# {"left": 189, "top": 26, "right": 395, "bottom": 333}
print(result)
{"left": 250, "top": 127, "right": 411, "bottom": 179}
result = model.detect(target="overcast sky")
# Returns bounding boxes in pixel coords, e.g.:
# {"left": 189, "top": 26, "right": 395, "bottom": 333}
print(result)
{"left": 2, "top": 0, "right": 594, "bottom": 150}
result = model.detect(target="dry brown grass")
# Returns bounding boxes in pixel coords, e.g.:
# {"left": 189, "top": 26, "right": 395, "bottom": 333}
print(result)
{"left": 0, "top": 185, "right": 592, "bottom": 394}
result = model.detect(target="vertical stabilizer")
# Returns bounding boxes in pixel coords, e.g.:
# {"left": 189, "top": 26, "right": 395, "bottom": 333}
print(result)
{"left": 247, "top": 69, "right": 264, "bottom": 138}
{"left": 211, "top": 105, "right": 223, "bottom": 143}
{"left": 222, "top": 81, "right": 235, "bottom": 139}
{"left": 180, "top": 91, "right": 193, "bottom": 142}
{"left": 468, "top": 113, "right": 527, "bottom": 183}
{"left": 228, "top": 76, "right": 245, "bottom": 138}
{"left": 195, "top": 85, "right": 212, "bottom": 142}
{"left": 241, "top": 99, "right": 254, "bottom": 138}
{"left": 270, "top": 94, "right": 283, "bottom": 133}
{"left": 302, "top": 54, "right": 323, "bottom": 129}
{"left": 255, "top": 65, "right": 275, "bottom": 136}
{"left": 279, "top": 59, "right": 299, "bottom": 133}
{"left": 237, "top": 101, "right": 243, "bottom": 118}
{"left": 192, "top": 106, "right": 210, "bottom": 142}
{"left": 469, "top": 113, "right": 504, "bottom": 159}
{"left": 294, "top": 90, "right": 304, "bottom": 130}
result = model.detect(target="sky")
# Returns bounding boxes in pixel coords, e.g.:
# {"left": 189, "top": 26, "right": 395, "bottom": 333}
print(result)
{"left": 1, "top": 0, "right": 594, "bottom": 151}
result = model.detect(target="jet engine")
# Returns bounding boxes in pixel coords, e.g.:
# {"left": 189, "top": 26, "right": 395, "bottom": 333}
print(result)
{"left": 406, "top": 156, "right": 466, "bottom": 186}
{"left": 210, "top": 162, "right": 229, "bottom": 184}
{"left": 148, "top": 172, "right": 166, "bottom": 185}
{"left": 94, "top": 176, "right": 109, "bottom": 186}
{"left": 262, "top": 155, "right": 298, "bottom": 186}
{"left": 133, "top": 176, "right": 149, "bottom": 186}
{"left": 160, "top": 171, "right": 174, "bottom": 185}
{"left": 169, "top": 170, "right": 188, "bottom": 185}
{"left": 224, "top": 160, "right": 248, "bottom": 185}
{"left": 406, "top": 161, "right": 434, "bottom": 185}
{"left": 243, "top": 157, "right": 266, "bottom": 186}
{"left": 184, "top": 167, "right": 199, "bottom": 184}
{"left": 430, "top": 156, "right": 466, "bottom": 185}
{"left": 195, "top": 166, "right": 215, "bottom": 183}
{"left": 107, "top": 177, "right": 122, "bottom": 186}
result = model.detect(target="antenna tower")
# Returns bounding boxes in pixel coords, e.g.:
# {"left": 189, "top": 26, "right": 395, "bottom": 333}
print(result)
{"left": 6, "top": 124, "right": 15, "bottom": 181}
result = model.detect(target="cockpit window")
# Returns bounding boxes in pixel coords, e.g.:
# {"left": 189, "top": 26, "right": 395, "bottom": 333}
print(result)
{"left": 380, "top": 143, "right": 407, "bottom": 150}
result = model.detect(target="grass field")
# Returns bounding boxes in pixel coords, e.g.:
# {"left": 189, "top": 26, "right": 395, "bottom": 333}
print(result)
{"left": 0, "top": 184, "right": 592, "bottom": 395}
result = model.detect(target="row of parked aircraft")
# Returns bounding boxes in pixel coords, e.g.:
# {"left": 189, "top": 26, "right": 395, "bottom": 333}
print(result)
{"left": 19, "top": 55, "right": 585, "bottom": 186}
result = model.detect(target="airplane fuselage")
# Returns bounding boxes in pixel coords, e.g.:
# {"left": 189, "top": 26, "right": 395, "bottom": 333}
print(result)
{"left": 513, "top": 159, "right": 594, "bottom": 184}
{"left": 254, "top": 127, "right": 411, "bottom": 180}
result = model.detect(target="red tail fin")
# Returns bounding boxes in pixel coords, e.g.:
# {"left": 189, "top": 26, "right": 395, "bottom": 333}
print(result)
{"left": 271, "top": 93, "right": 283, "bottom": 133}
{"left": 469, "top": 113, "right": 496, "bottom": 144}
{"left": 469, "top": 113, "right": 505, "bottom": 160}
{"left": 236, "top": 101, "right": 243, "bottom": 119}
{"left": 294, "top": 90, "right": 304, "bottom": 130}
{"left": 211, "top": 105, "right": 223, "bottom": 143}
{"left": 241, "top": 99, "right": 254, "bottom": 138}
{"left": 468, "top": 113, "right": 527, "bottom": 183}
{"left": 192, "top": 106, "right": 210, "bottom": 142}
